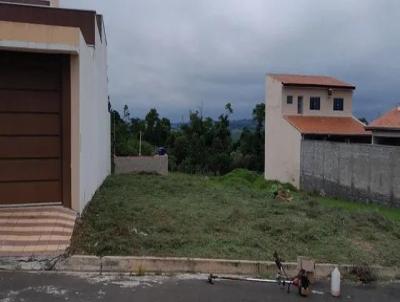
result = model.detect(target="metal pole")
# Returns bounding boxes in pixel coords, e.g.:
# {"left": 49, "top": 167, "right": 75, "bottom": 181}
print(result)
{"left": 139, "top": 131, "right": 142, "bottom": 156}
{"left": 208, "top": 274, "right": 293, "bottom": 285}
{"left": 113, "top": 111, "right": 116, "bottom": 156}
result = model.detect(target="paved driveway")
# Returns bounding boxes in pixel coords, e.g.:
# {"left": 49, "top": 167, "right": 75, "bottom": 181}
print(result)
{"left": 0, "top": 272, "right": 399, "bottom": 301}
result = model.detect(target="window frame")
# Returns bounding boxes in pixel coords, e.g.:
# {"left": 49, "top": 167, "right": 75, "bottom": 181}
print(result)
{"left": 309, "top": 97, "right": 321, "bottom": 111}
{"left": 333, "top": 98, "right": 344, "bottom": 111}
{"left": 287, "top": 95, "right": 293, "bottom": 104}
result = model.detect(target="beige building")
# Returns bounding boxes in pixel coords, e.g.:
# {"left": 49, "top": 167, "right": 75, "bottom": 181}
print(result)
{"left": 0, "top": 0, "right": 110, "bottom": 212}
{"left": 366, "top": 106, "right": 400, "bottom": 146}
{"left": 265, "top": 74, "right": 371, "bottom": 187}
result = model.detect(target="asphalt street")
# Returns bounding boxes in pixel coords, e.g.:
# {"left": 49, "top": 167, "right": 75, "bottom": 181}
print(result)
{"left": 0, "top": 272, "right": 399, "bottom": 301}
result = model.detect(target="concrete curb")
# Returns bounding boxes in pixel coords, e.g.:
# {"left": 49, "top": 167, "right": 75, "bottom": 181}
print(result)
{"left": 0, "top": 256, "right": 60, "bottom": 271}
{"left": 51, "top": 256, "right": 400, "bottom": 281}
{"left": 100, "top": 256, "right": 297, "bottom": 276}
{"left": 54, "top": 255, "right": 101, "bottom": 272}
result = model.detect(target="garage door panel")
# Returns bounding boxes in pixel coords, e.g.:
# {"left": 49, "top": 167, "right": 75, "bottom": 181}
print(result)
{"left": 0, "top": 159, "right": 61, "bottom": 182}
{"left": 0, "top": 90, "right": 60, "bottom": 113}
{"left": 0, "top": 113, "right": 60, "bottom": 135}
{"left": 0, "top": 181, "right": 61, "bottom": 204}
{"left": 0, "top": 137, "right": 60, "bottom": 158}
{"left": 0, "top": 51, "right": 66, "bottom": 206}
{"left": 0, "top": 68, "right": 60, "bottom": 91}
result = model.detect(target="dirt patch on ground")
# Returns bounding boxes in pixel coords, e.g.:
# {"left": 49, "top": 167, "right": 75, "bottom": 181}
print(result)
{"left": 352, "top": 238, "right": 375, "bottom": 254}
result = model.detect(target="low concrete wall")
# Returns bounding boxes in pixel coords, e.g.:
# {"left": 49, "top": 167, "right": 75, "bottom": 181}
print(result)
{"left": 114, "top": 155, "right": 168, "bottom": 176}
{"left": 301, "top": 140, "right": 400, "bottom": 207}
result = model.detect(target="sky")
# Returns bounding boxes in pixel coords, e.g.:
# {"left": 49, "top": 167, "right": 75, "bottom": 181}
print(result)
{"left": 62, "top": 0, "right": 400, "bottom": 122}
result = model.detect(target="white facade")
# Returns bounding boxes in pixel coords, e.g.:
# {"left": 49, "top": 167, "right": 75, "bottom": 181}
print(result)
{"left": 71, "top": 20, "right": 111, "bottom": 212}
{"left": 282, "top": 87, "right": 353, "bottom": 117}
{"left": 265, "top": 74, "right": 355, "bottom": 187}
{"left": 265, "top": 76, "right": 302, "bottom": 186}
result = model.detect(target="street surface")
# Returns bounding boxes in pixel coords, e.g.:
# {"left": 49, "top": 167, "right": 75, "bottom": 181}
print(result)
{"left": 0, "top": 272, "right": 399, "bottom": 301}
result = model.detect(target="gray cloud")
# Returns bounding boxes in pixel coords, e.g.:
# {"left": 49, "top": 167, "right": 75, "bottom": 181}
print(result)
{"left": 62, "top": 0, "right": 400, "bottom": 121}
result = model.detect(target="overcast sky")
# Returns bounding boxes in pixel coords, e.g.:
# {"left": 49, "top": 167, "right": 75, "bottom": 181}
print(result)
{"left": 62, "top": 0, "right": 400, "bottom": 122}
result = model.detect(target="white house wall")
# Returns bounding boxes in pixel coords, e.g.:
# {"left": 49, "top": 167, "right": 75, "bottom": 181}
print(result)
{"left": 265, "top": 76, "right": 302, "bottom": 187}
{"left": 70, "top": 52, "right": 80, "bottom": 211}
{"left": 282, "top": 87, "right": 353, "bottom": 117}
{"left": 77, "top": 22, "right": 110, "bottom": 212}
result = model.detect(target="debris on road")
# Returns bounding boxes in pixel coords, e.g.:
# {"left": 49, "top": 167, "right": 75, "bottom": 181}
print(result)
{"left": 208, "top": 252, "right": 312, "bottom": 297}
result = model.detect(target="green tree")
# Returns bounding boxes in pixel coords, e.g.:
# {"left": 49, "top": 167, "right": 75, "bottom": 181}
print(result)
{"left": 168, "top": 111, "right": 212, "bottom": 173}
{"left": 157, "top": 117, "right": 172, "bottom": 146}
{"left": 209, "top": 103, "right": 233, "bottom": 174}
{"left": 123, "top": 104, "right": 130, "bottom": 122}
{"left": 252, "top": 103, "right": 265, "bottom": 172}
{"left": 110, "top": 102, "right": 266, "bottom": 175}
{"left": 144, "top": 108, "right": 160, "bottom": 145}
{"left": 253, "top": 103, "right": 265, "bottom": 133}
{"left": 111, "top": 109, "right": 131, "bottom": 156}
{"left": 225, "top": 102, "right": 233, "bottom": 114}
{"left": 233, "top": 103, "right": 265, "bottom": 172}
{"left": 111, "top": 107, "right": 158, "bottom": 157}
{"left": 141, "top": 108, "right": 172, "bottom": 147}
{"left": 358, "top": 117, "right": 369, "bottom": 125}
{"left": 130, "top": 118, "right": 146, "bottom": 139}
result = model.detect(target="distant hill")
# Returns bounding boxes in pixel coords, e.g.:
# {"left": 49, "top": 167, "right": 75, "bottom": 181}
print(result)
{"left": 171, "top": 122, "right": 184, "bottom": 130}
{"left": 172, "top": 119, "right": 256, "bottom": 142}
{"left": 172, "top": 119, "right": 256, "bottom": 132}
{"left": 230, "top": 119, "right": 256, "bottom": 131}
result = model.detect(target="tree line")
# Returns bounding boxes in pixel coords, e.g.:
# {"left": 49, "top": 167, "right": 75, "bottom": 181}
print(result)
{"left": 111, "top": 103, "right": 265, "bottom": 174}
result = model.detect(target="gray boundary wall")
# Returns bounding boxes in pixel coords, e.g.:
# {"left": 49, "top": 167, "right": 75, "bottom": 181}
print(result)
{"left": 114, "top": 155, "right": 168, "bottom": 176}
{"left": 300, "top": 140, "right": 400, "bottom": 207}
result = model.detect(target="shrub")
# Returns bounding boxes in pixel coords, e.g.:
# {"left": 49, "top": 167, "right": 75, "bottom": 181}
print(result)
{"left": 117, "top": 138, "right": 154, "bottom": 156}
{"left": 350, "top": 265, "right": 377, "bottom": 283}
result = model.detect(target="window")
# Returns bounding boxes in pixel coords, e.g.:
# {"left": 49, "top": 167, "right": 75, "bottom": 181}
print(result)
{"left": 333, "top": 98, "right": 344, "bottom": 111}
{"left": 297, "top": 96, "right": 303, "bottom": 114}
{"left": 310, "top": 97, "right": 320, "bottom": 110}
{"left": 287, "top": 95, "right": 293, "bottom": 104}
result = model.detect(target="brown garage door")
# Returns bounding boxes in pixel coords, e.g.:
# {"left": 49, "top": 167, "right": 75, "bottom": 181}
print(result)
{"left": 0, "top": 51, "right": 68, "bottom": 205}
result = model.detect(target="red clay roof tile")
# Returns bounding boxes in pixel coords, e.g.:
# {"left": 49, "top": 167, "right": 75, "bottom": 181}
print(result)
{"left": 269, "top": 74, "right": 355, "bottom": 89}
{"left": 367, "top": 107, "right": 400, "bottom": 130}
{"left": 284, "top": 115, "right": 370, "bottom": 136}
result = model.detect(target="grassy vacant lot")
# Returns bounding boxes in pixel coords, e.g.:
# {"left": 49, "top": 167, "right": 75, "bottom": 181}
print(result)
{"left": 70, "top": 170, "right": 400, "bottom": 266}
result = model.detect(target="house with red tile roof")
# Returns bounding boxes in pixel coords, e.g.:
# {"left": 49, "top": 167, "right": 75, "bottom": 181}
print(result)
{"left": 366, "top": 106, "right": 400, "bottom": 146}
{"left": 265, "top": 73, "right": 371, "bottom": 187}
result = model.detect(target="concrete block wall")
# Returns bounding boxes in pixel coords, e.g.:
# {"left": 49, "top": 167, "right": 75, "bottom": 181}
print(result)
{"left": 301, "top": 140, "right": 400, "bottom": 207}
{"left": 114, "top": 155, "right": 168, "bottom": 176}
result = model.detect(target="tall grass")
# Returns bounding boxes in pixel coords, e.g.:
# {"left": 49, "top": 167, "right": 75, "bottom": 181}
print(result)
{"left": 70, "top": 170, "right": 400, "bottom": 266}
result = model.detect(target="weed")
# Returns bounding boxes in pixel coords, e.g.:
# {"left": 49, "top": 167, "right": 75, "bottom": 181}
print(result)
{"left": 70, "top": 172, "right": 400, "bottom": 266}
{"left": 137, "top": 265, "right": 145, "bottom": 276}
{"left": 350, "top": 265, "right": 377, "bottom": 283}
